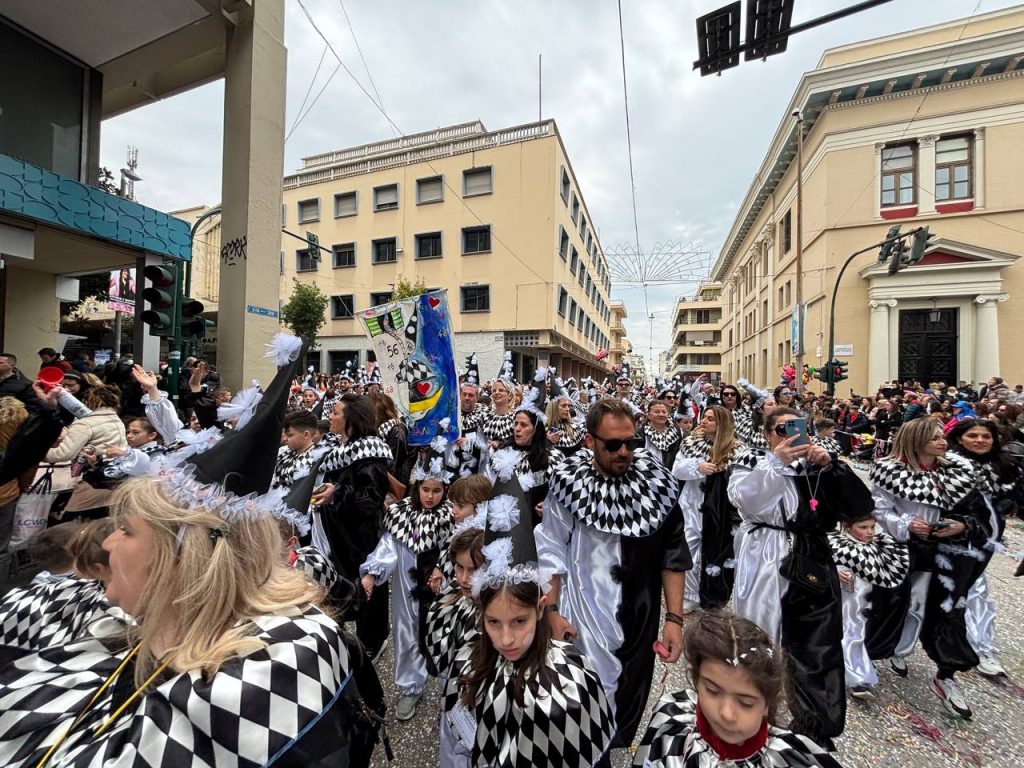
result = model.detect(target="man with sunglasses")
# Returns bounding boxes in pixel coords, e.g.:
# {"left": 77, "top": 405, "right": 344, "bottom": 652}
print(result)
{"left": 536, "top": 398, "right": 689, "bottom": 752}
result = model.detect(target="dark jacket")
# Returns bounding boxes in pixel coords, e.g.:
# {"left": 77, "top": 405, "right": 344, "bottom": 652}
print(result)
{"left": 321, "top": 454, "right": 390, "bottom": 582}
{"left": 0, "top": 369, "right": 40, "bottom": 412}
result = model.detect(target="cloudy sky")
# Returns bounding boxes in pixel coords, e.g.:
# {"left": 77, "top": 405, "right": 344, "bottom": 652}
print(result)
{"left": 100, "top": 0, "right": 1014, "bottom": 372}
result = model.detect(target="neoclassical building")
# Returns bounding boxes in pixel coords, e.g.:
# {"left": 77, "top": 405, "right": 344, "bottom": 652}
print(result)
{"left": 712, "top": 6, "right": 1024, "bottom": 393}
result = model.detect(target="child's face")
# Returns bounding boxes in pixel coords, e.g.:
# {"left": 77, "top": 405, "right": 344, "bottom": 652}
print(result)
{"left": 819, "top": 427, "right": 835, "bottom": 439}
{"left": 454, "top": 550, "right": 478, "bottom": 597}
{"left": 696, "top": 660, "right": 769, "bottom": 745}
{"left": 483, "top": 590, "right": 542, "bottom": 663}
{"left": 848, "top": 519, "right": 876, "bottom": 543}
{"left": 451, "top": 501, "right": 476, "bottom": 522}
{"left": 418, "top": 480, "right": 444, "bottom": 509}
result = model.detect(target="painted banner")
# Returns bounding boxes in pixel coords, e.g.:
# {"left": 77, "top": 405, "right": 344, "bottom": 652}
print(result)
{"left": 359, "top": 289, "right": 459, "bottom": 446}
{"left": 108, "top": 268, "right": 136, "bottom": 313}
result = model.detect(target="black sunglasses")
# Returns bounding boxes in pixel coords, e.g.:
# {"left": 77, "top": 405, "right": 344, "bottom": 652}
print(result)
{"left": 590, "top": 433, "right": 644, "bottom": 452}
{"left": 721, "top": 391, "right": 738, "bottom": 397}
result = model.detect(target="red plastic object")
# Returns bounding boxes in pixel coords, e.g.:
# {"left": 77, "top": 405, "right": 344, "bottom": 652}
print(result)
{"left": 37, "top": 367, "right": 65, "bottom": 389}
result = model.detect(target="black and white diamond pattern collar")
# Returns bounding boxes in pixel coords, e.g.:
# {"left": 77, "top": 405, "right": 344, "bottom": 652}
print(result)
{"left": 645, "top": 424, "right": 681, "bottom": 452}
{"left": 320, "top": 435, "right": 393, "bottom": 473}
{"left": 384, "top": 497, "right": 454, "bottom": 554}
{"left": 676, "top": 435, "right": 713, "bottom": 461}
{"left": 473, "top": 640, "right": 614, "bottom": 768}
{"left": 869, "top": 454, "right": 975, "bottom": 508}
{"left": 828, "top": 530, "right": 910, "bottom": 589}
{"left": 729, "top": 445, "right": 764, "bottom": 470}
{"left": 548, "top": 447, "right": 679, "bottom": 537}
{"left": 377, "top": 418, "right": 402, "bottom": 440}
{"left": 484, "top": 410, "right": 515, "bottom": 442}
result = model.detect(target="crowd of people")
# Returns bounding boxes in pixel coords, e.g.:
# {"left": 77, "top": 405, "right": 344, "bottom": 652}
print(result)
{"left": 0, "top": 340, "right": 1020, "bottom": 767}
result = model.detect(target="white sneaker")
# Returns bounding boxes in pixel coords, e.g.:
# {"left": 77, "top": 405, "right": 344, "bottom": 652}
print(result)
{"left": 682, "top": 599, "right": 700, "bottom": 615}
{"left": 933, "top": 677, "right": 972, "bottom": 720}
{"left": 850, "top": 684, "right": 875, "bottom": 701}
{"left": 976, "top": 653, "right": 1006, "bottom": 678}
{"left": 396, "top": 692, "right": 421, "bottom": 721}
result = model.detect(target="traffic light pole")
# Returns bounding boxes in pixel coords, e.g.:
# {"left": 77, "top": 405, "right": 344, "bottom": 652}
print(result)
{"left": 168, "top": 262, "right": 184, "bottom": 406}
{"left": 825, "top": 227, "right": 922, "bottom": 395}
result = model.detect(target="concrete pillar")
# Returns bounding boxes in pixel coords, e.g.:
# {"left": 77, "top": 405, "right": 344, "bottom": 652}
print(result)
{"left": 867, "top": 299, "right": 896, "bottom": 389}
{"left": 216, "top": 0, "right": 286, "bottom": 389}
{"left": 3, "top": 266, "right": 59, "bottom": 368}
{"left": 918, "top": 136, "right": 937, "bottom": 214}
{"left": 974, "top": 294, "right": 1006, "bottom": 382}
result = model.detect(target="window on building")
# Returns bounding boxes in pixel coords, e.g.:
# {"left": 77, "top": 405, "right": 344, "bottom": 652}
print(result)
{"left": 373, "top": 184, "right": 399, "bottom": 211}
{"left": 784, "top": 281, "right": 791, "bottom": 306}
{"left": 370, "top": 291, "right": 393, "bottom": 307}
{"left": 560, "top": 167, "right": 570, "bottom": 204}
{"left": 298, "top": 199, "right": 320, "bottom": 223}
{"left": 580, "top": 218, "right": 587, "bottom": 240}
{"left": 281, "top": 204, "right": 286, "bottom": 226}
{"left": 935, "top": 135, "right": 972, "bottom": 202}
{"left": 578, "top": 265, "right": 586, "bottom": 288}
{"left": 331, "top": 295, "right": 354, "bottom": 319}
{"left": 332, "top": 242, "right": 355, "bottom": 268}
{"left": 460, "top": 285, "right": 490, "bottom": 312}
{"left": 880, "top": 143, "right": 916, "bottom": 207}
{"left": 762, "top": 300, "right": 768, "bottom": 327}
{"left": 372, "top": 238, "right": 397, "bottom": 264}
{"left": 569, "top": 299, "right": 577, "bottom": 325}
{"left": 571, "top": 193, "right": 580, "bottom": 225}
{"left": 416, "top": 176, "right": 443, "bottom": 204}
{"left": 569, "top": 246, "right": 579, "bottom": 275}
{"left": 462, "top": 225, "right": 491, "bottom": 254}
{"left": 296, "top": 249, "right": 318, "bottom": 272}
{"left": 334, "top": 191, "right": 357, "bottom": 217}
{"left": 557, "top": 286, "right": 568, "bottom": 316}
{"left": 463, "top": 167, "right": 493, "bottom": 197}
{"left": 779, "top": 209, "right": 792, "bottom": 254}
{"left": 695, "top": 309, "right": 711, "bottom": 324}
{"left": 416, "top": 232, "right": 443, "bottom": 259}
{"left": 558, "top": 226, "right": 569, "bottom": 260}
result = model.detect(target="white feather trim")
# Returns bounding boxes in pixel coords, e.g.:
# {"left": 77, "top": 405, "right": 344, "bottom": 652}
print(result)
{"left": 264, "top": 332, "right": 304, "bottom": 367}
{"left": 487, "top": 495, "right": 521, "bottom": 532}
{"left": 490, "top": 447, "right": 521, "bottom": 482}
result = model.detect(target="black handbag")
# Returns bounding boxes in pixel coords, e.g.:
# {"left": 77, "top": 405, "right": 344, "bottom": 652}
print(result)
{"left": 779, "top": 548, "right": 830, "bottom": 595}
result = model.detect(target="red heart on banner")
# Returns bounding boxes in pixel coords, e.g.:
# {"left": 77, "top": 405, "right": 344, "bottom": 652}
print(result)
{"left": 415, "top": 381, "right": 431, "bottom": 395}
{"left": 427, "top": 296, "right": 440, "bottom": 309}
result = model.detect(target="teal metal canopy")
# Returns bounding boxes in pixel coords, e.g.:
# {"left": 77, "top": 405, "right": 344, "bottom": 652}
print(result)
{"left": 0, "top": 153, "right": 191, "bottom": 262}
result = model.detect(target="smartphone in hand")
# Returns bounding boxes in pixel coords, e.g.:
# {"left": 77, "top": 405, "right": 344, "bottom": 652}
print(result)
{"left": 784, "top": 417, "right": 810, "bottom": 446}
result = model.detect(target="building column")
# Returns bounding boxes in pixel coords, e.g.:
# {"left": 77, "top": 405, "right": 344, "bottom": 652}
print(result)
{"left": 216, "top": 0, "right": 286, "bottom": 389}
{"left": 973, "top": 127, "right": 986, "bottom": 209}
{"left": 974, "top": 294, "right": 1007, "bottom": 382}
{"left": 868, "top": 299, "right": 897, "bottom": 388}
{"left": 918, "top": 135, "right": 937, "bottom": 215}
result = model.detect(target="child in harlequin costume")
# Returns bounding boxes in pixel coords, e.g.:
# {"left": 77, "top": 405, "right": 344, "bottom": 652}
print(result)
{"left": 827, "top": 512, "right": 909, "bottom": 699}
{"left": 633, "top": 611, "right": 844, "bottom": 768}
{"left": 458, "top": 474, "right": 615, "bottom": 767}
{"left": 360, "top": 442, "right": 456, "bottom": 721}
{"left": 426, "top": 521, "right": 486, "bottom": 767}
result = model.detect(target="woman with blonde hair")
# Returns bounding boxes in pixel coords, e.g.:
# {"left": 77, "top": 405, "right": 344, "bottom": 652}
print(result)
{"left": 0, "top": 333, "right": 383, "bottom": 767}
{"left": 0, "top": 396, "right": 31, "bottom": 550}
{"left": 544, "top": 391, "right": 584, "bottom": 459}
{"left": 672, "top": 405, "right": 741, "bottom": 612}
{"left": 867, "top": 416, "right": 982, "bottom": 720}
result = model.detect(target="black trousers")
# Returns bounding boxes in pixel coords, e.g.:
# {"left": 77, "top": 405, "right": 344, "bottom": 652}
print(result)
{"left": 355, "top": 581, "right": 390, "bottom": 659}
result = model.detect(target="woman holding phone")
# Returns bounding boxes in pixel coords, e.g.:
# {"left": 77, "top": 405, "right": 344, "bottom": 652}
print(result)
{"left": 728, "top": 407, "right": 873, "bottom": 749}
{"left": 868, "top": 418, "right": 993, "bottom": 720}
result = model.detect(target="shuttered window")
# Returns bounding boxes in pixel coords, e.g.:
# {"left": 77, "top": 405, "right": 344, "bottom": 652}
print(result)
{"left": 463, "top": 167, "right": 493, "bottom": 196}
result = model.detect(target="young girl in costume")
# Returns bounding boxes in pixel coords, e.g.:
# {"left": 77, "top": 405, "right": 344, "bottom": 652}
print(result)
{"left": 827, "top": 512, "right": 909, "bottom": 700}
{"left": 361, "top": 461, "right": 455, "bottom": 721}
{"left": 459, "top": 477, "right": 614, "bottom": 767}
{"left": 426, "top": 524, "right": 486, "bottom": 767}
{"left": 633, "top": 611, "right": 843, "bottom": 768}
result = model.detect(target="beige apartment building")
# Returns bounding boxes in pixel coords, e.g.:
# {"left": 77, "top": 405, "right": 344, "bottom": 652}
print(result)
{"left": 713, "top": 6, "right": 1024, "bottom": 395}
{"left": 668, "top": 282, "right": 725, "bottom": 381}
{"left": 278, "top": 120, "right": 614, "bottom": 382}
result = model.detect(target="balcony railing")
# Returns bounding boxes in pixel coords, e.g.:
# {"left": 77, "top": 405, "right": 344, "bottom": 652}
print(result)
{"left": 300, "top": 121, "right": 486, "bottom": 169}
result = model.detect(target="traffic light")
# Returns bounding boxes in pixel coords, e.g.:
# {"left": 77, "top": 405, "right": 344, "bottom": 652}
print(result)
{"left": 142, "top": 263, "right": 177, "bottom": 337}
{"left": 908, "top": 226, "right": 936, "bottom": 265}
{"left": 877, "top": 224, "right": 902, "bottom": 263}
{"left": 886, "top": 238, "right": 907, "bottom": 276}
{"left": 813, "top": 366, "right": 832, "bottom": 385}
{"left": 832, "top": 360, "right": 849, "bottom": 383}
{"left": 180, "top": 297, "right": 208, "bottom": 339}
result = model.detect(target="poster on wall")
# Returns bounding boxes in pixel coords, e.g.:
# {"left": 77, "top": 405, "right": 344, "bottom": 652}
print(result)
{"left": 107, "top": 268, "right": 136, "bottom": 313}
{"left": 359, "top": 289, "right": 459, "bottom": 446}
